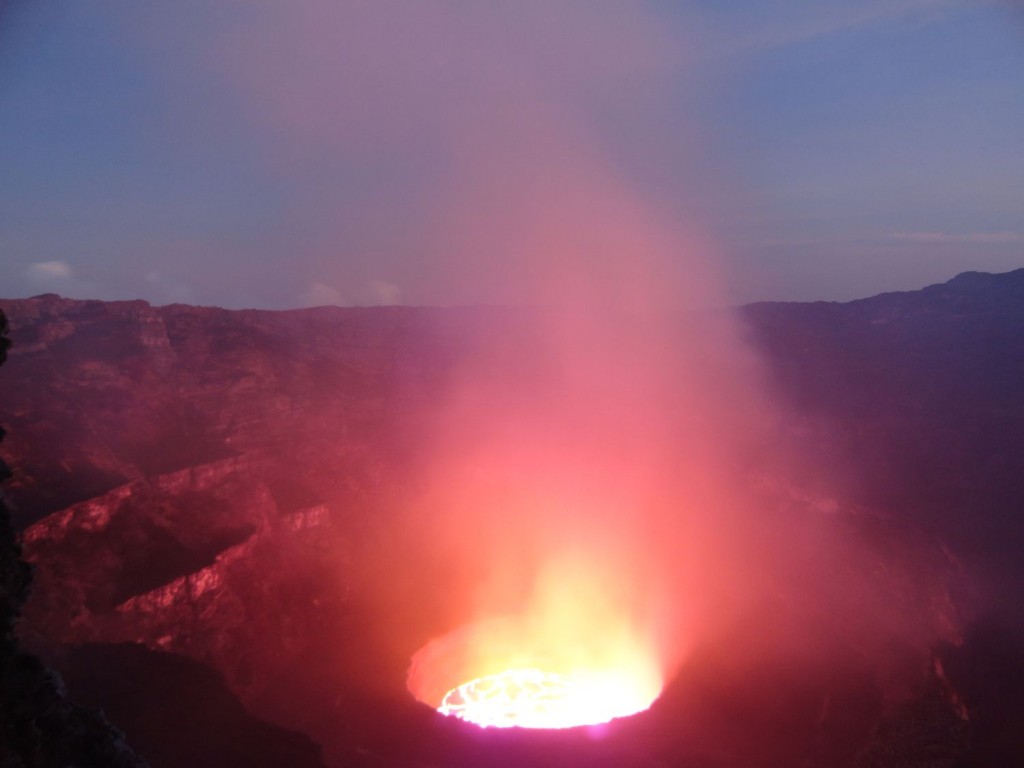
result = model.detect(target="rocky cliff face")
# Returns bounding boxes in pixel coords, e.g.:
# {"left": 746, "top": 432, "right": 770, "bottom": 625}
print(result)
{"left": 0, "top": 295, "right": 462, "bottom": 766}
{"left": 742, "top": 270, "right": 1024, "bottom": 571}
{"left": 0, "top": 302, "right": 339, "bottom": 768}
{"left": 0, "top": 294, "right": 453, "bottom": 526}
{"left": 2, "top": 272, "right": 1023, "bottom": 766}
{"left": 0, "top": 308, "right": 150, "bottom": 768}
{"left": 740, "top": 269, "right": 1024, "bottom": 766}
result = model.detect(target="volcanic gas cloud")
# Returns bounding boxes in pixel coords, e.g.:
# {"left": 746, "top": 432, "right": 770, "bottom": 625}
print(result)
{"left": 400, "top": 275, "right": 770, "bottom": 727}
{"left": 395, "top": 119, "right": 772, "bottom": 728}
{"left": 214, "top": 0, "right": 939, "bottom": 735}
{"left": 333, "top": 11, "right": 775, "bottom": 731}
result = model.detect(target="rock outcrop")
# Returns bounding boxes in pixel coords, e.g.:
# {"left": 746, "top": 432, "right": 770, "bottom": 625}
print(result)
{"left": 1, "top": 304, "right": 334, "bottom": 768}
{"left": 0, "top": 308, "right": 150, "bottom": 767}
{"left": 741, "top": 269, "right": 1024, "bottom": 580}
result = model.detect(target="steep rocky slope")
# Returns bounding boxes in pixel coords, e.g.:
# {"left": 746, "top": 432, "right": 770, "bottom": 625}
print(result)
{"left": 742, "top": 270, "right": 1024, "bottom": 606}
{"left": 0, "top": 305, "right": 334, "bottom": 768}
{"left": 0, "top": 308, "right": 150, "bottom": 768}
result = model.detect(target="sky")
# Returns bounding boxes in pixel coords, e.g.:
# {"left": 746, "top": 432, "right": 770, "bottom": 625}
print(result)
{"left": 1, "top": 0, "right": 1022, "bottom": 309}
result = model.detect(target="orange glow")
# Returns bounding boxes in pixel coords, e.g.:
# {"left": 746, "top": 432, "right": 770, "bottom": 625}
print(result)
{"left": 408, "top": 592, "right": 664, "bottom": 729}
{"left": 438, "top": 667, "right": 658, "bottom": 729}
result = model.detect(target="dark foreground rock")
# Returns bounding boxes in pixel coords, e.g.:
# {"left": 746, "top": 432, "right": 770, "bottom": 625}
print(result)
{"left": 58, "top": 643, "right": 326, "bottom": 768}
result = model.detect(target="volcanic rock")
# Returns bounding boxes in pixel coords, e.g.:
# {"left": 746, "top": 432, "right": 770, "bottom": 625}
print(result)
{"left": 56, "top": 642, "right": 328, "bottom": 768}
{"left": 2, "top": 270, "right": 1024, "bottom": 765}
{"left": 0, "top": 307, "right": 149, "bottom": 767}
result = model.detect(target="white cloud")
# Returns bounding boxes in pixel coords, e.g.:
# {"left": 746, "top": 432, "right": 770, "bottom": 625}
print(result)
{"left": 719, "top": 0, "right": 967, "bottom": 56}
{"left": 300, "top": 281, "right": 345, "bottom": 307}
{"left": 26, "top": 260, "right": 74, "bottom": 283}
{"left": 890, "top": 231, "right": 1024, "bottom": 245}
{"left": 299, "top": 279, "right": 403, "bottom": 307}
{"left": 21, "top": 259, "right": 103, "bottom": 299}
{"left": 366, "top": 279, "right": 402, "bottom": 306}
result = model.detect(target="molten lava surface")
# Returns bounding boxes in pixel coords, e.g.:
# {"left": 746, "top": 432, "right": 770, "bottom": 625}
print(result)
{"left": 438, "top": 668, "right": 656, "bottom": 729}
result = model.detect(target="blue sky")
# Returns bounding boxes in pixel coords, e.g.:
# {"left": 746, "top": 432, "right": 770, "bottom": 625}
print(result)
{"left": 1, "top": 0, "right": 1022, "bottom": 308}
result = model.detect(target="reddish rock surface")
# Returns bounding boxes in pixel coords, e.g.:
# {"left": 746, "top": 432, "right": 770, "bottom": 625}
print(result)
{"left": 3, "top": 272, "right": 1024, "bottom": 766}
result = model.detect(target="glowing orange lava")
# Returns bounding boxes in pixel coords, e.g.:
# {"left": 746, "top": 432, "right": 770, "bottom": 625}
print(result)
{"left": 409, "top": 612, "right": 663, "bottom": 730}
{"left": 437, "top": 667, "right": 658, "bottom": 729}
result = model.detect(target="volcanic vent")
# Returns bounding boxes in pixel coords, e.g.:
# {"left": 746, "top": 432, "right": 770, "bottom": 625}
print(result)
{"left": 408, "top": 615, "right": 662, "bottom": 729}
{"left": 395, "top": 293, "right": 762, "bottom": 732}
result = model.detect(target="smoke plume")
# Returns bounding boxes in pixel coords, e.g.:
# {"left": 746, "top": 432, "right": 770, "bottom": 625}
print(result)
{"left": 192, "top": 0, "right": 952, "bottom": 713}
